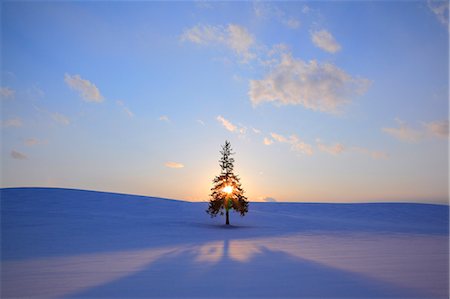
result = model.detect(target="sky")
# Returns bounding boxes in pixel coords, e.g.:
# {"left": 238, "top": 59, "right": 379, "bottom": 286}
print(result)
{"left": 1, "top": 1, "right": 449, "bottom": 203}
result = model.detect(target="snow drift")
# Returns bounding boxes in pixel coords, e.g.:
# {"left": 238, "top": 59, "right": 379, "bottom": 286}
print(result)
{"left": 1, "top": 187, "right": 448, "bottom": 298}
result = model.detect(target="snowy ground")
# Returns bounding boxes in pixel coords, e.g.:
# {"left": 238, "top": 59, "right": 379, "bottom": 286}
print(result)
{"left": 1, "top": 187, "right": 448, "bottom": 298}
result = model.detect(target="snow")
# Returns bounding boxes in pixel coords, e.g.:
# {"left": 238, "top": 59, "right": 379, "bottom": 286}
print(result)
{"left": 1, "top": 187, "right": 448, "bottom": 298}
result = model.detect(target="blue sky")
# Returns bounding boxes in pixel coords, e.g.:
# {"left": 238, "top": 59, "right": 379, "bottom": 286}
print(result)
{"left": 1, "top": 1, "right": 448, "bottom": 203}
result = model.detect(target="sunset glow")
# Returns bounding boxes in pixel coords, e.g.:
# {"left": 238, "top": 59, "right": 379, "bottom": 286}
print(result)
{"left": 0, "top": 1, "right": 448, "bottom": 203}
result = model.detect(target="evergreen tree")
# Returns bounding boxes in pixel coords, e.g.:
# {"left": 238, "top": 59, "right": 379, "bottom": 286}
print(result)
{"left": 207, "top": 140, "right": 249, "bottom": 225}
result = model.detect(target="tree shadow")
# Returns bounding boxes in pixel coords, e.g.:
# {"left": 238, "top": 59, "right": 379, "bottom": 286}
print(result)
{"left": 68, "top": 239, "right": 428, "bottom": 298}
{"left": 1, "top": 188, "right": 448, "bottom": 262}
{"left": 2, "top": 188, "right": 448, "bottom": 298}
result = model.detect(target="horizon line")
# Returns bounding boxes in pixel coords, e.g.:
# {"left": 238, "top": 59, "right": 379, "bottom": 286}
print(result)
{"left": 1, "top": 186, "right": 448, "bottom": 206}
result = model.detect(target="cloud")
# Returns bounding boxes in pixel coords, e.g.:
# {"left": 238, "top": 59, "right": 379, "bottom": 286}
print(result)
{"left": 249, "top": 53, "right": 370, "bottom": 113}
{"left": 423, "top": 120, "right": 449, "bottom": 139}
{"left": 352, "top": 147, "right": 389, "bottom": 160}
{"left": 165, "top": 161, "right": 184, "bottom": 169}
{"left": 195, "top": 0, "right": 213, "bottom": 9}
{"left": 227, "top": 24, "right": 256, "bottom": 61}
{"left": 370, "top": 151, "right": 389, "bottom": 160}
{"left": 0, "top": 87, "right": 15, "bottom": 99}
{"left": 25, "top": 138, "right": 45, "bottom": 147}
{"left": 382, "top": 119, "right": 423, "bottom": 142}
{"left": 25, "top": 85, "right": 45, "bottom": 101}
{"left": 265, "top": 43, "right": 290, "bottom": 60}
{"left": 311, "top": 30, "right": 341, "bottom": 53}
{"left": 263, "top": 137, "right": 273, "bottom": 145}
{"left": 315, "top": 139, "right": 388, "bottom": 159}
{"left": 25, "top": 138, "right": 39, "bottom": 146}
{"left": 197, "top": 119, "right": 205, "bottom": 126}
{"left": 316, "top": 140, "right": 345, "bottom": 155}
{"left": 268, "top": 130, "right": 387, "bottom": 160}
{"left": 428, "top": 0, "right": 449, "bottom": 29}
{"left": 159, "top": 115, "right": 170, "bottom": 122}
{"left": 261, "top": 197, "right": 277, "bottom": 202}
{"left": 64, "top": 73, "right": 103, "bottom": 103}
{"left": 383, "top": 119, "right": 449, "bottom": 142}
{"left": 216, "top": 115, "right": 247, "bottom": 138}
{"left": 252, "top": 127, "right": 261, "bottom": 134}
{"left": 284, "top": 18, "right": 301, "bottom": 29}
{"left": 270, "top": 132, "right": 313, "bottom": 155}
{"left": 270, "top": 132, "right": 287, "bottom": 143}
{"left": 32, "top": 105, "right": 70, "bottom": 126}
{"left": 51, "top": 112, "right": 70, "bottom": 126}
{"left": 302, "top": 5, "right": 311, "bottom": 14}
{"left": 181, "top": 24, "right": 255, "bottom": 62}
{"left": 2, "top": 117, "right": 23, "bottom": 128}
{"left": 180, "top": 24, "right": 220, "bottom": 44}
{"left": 11, "top": 150, "right": 27, "bottom": 160}
{"left": 253, "top": 2, "right": 300, "bottom": 29}
{"left": 216, "top": 115, "right": 237, "bottom": 132}
{"left": 116, "top": 100, "right": 134, "bottom": 118}
{"left": 289, "top": 135, "right": 314, "bottom": 155}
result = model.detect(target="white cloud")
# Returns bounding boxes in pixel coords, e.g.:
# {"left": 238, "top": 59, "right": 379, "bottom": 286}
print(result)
{"left": 197, "top": 119, "right": 205, "bottom": 126}
{"left": 253, "top": 1, "right": 269, "bottom": 18}
{"left": 227, "top": 24, "right": 256, "bottom": 61}
{"left": 0, "top": 87, "right": 15, "bottom": 99}
{"left": 302, "top": 5, "right": 311, "bottom": 14}
{"left": 267, "top": 43, "right": 290, "bottom": 58}
{"left": 289, "top": 135, "right": 314, "bottom": 155}
{"left": 370, "top": 151, "right": 389, "bottom": 160}
{"left": 216, "top": 115, "right": 247, "bottom": 138}
{"left": 311, "top": 30, "right": 341, "bottom": 53}
{"left": 25, "top": 138, "right": 45, "bottom": 147}
{"left": 181, "top": 24, "right": 222, "bottom": 45}
{"left": 423, "top": 120, "right": 449, "bottom": 139}
{"left": 51, "top": 112, "right": 70, "bottom": 126}
{"left": 11, "top": 150, "right": 27, "bottom": 160}
{"left": 283, "top": 18, "right": 301, "bottom": 29}
{"left": 383, "top": 119, "right": 449, "bottom": 142}
{"left": 165, "top": 161, "right": 184, "bottom": 169}
{"left": 2, "top": 117, "right": 23, "bottom": 128}
{"left": 32, "top": 105, "right": 70, "bottom": 126}
{"left": 25, "top": 138, "right": 39, "bottom": 146}
{"left": 316, "top": 140, "right": 345, "bottom": 155}
{"left": 270, "top": 132, "right": 313, "bottom": 155}
{"left": 352, "top": 147, "right": 389, "bottom": 160}
{"left": 195, "top": 0, "right": 213, "bottom": 9}
{"left": 249, "top": 53, "right": 370, "bottom": 113}
{"left": 270, "top": 132, "right": 288, "bottom": 143}
{"left": 116, "top": 100, "right": 134, "bottom": 118}
{"left": 261, "top": 197, "right": 277, "bottom": 202}
{"left": 64, "top": 73, "right": 103, "bottom": 103}
{"left": 159, "top": 115, "right": 170, "bottom": 122}
{"left": 25, "top": 85, "right": 45, "bottom": 100}
{"left": 382, "top": 119, "right": 423, "bottom": 142}
{"left": 216, "top": 115, "right": 237, "bottom": 132}
{"left": 316, "top": 139, "right": 387, "bottom": 159}
{"left": 181, "top": 24, "right": 255, "bottom": 62}
{"left": 263, "top": 137, "right": 273, "bottom": 145}
{"left": 252, "top": 127, "right": 261, "bottom": 134}
{"left": 428, "top": 0, "right": 449, "bottom": 29}
{"left": 253, "top": 2, "right": 300, "bottom": 29}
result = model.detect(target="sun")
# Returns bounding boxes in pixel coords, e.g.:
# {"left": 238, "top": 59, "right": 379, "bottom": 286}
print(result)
{"left": 222, "top": 185, "right": 233, "bottom": 194}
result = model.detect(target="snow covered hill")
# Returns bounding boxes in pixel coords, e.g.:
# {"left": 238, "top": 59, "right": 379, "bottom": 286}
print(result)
{"left": 1, "top": 187, "right": 448, "bottom": 298}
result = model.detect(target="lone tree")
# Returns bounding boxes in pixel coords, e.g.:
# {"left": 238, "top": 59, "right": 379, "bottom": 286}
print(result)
{"left": 207, "top": 140, "right": 249, "bottom": 225}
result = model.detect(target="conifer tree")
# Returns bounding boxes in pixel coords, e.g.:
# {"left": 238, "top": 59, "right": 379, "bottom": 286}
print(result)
{"left": 207, "top": 140, "right": 249, "bottom": 225}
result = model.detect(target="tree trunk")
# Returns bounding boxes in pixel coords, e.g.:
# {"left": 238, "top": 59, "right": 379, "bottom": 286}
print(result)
{"left": 226, "top": 209, "right": 230, "bottom": 225}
